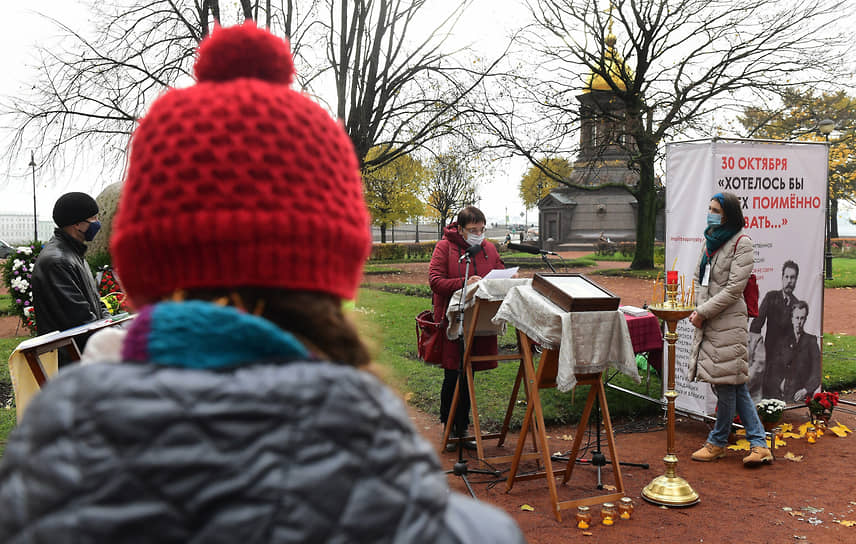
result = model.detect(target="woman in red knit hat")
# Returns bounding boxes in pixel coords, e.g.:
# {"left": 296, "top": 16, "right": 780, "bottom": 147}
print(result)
{"left": 429, "top": 205, "right": 506, "bottom": 451}
{"left": 0, "top": 23, "right": 524, "bottom": 544}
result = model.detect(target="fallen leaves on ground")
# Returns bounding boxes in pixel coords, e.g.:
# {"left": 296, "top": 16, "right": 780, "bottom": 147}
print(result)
{"left": 520, "top": 504, "right": 535, "bottom": 512}
{"left": 829, "top": 422, "right": 852, "bottom": 437}
{"left": 783, "top": 452, "right": 803, "bottom": 462}
{"left": 727, "top": 439, "right": 751, "bottom": 451}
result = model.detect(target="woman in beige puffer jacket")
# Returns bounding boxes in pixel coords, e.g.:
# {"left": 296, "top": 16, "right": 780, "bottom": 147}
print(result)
{"left": 688, "top": 192, "right": 772, "bottom": 467}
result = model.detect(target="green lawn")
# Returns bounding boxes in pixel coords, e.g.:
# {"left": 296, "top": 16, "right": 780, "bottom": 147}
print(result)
{"left": 0, "top": 337, "right": 25, "bottom": 456}
{"left": 2, "top": 274, "right": 856, "bottom": 454}
{"left": 0, "top": 294, "right": 13, "bottom": 317}
{"left": 825, "top": 257, "right": 856, "bottom": 288}
{"left": 355, "top": 288, "right": 664, "bottom": 430}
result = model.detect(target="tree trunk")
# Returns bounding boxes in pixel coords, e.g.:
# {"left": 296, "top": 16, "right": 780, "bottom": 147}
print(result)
{"left": 380, "top": 223, "right": 387, "bottom": 244}
{"left": 415, "top": 218, "right": 420, "bottom": 243}
{"left": 631, "top": 147, "right": 658, "bottom": 270}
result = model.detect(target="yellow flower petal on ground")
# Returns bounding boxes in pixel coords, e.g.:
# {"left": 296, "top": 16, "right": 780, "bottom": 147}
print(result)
{"left": 727, "top": 439, "right": 751, "bottom": 451}
{"left": 783, "top": 432, "right": 802, "bottom": 439}
{"left": 783, "top": 452, "right": 803, "bottom": 462}
{"left": 837, "top": 520, "right": 856, "bottom": 527}
{"left": 780, "top": 423, "right": 793, "bottom": 433}
{"left": 834, "top": 422, "right": 851, "bottom": 433}
{"left": 735, "top": 428, "right": 746, "bottom": 436}
{"left": 520, "top": 504, "right": 535, "bottom": 511}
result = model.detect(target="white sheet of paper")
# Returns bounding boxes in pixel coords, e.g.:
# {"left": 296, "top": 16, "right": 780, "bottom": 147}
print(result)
{"left": 483, "top": 266, "right": 519, "bottom": 280}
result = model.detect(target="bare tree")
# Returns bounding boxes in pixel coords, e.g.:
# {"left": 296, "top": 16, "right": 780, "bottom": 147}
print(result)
{"left": 478, "top": 0, "right": 849, "bottom": 268}
{"left": 2, "top": 1, "right": 319, "bottom": 179}
{"left": 3, "top": 0, "right": 506, "bottom": 199}
{"left": 323, "top": 0, "right": 507, "bottom": 171}
{"left": 424, "top": 150, "right": 478, "bottom": 238}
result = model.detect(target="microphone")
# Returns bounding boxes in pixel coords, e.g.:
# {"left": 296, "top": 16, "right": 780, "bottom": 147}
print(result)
{"left": 507, "top": 242, "right": 558, "bottom": 256}
{"left": 458, "top": 244, "right": 482, "bottom": 262}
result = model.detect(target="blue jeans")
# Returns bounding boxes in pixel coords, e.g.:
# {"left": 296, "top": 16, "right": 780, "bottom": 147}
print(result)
{"left": 708, "top": 383, "right": 766, "bottom": 448}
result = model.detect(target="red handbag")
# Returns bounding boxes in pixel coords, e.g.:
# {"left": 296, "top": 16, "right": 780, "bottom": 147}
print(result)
{"left": 415, "top": 310, "right": 444, "bottom": 364}
{"left": 734, "top": 235, "right": 759, "bottom": 317}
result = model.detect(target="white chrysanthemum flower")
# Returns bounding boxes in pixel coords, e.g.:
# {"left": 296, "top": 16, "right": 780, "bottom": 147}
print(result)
{"left": 16, "top": 247, "right": 32, "bottom": 255}
{"left": 10, "top": 277, "right": 29, "bottom": 292}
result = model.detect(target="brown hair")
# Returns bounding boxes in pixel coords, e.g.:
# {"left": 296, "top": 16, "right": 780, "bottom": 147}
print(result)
{"left": 456, "top": 206, "right": 486, "bottom": 229}
{"left": 181, "top": 287, "right": 371, "bottom": 368}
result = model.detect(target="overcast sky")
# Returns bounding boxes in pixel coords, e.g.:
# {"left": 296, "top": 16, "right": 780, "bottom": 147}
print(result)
{"left": 2, "top": 1, "right": 852, "bottom": 227}
{"left": 0, "top": 0, "right": 533, "bottom": 226}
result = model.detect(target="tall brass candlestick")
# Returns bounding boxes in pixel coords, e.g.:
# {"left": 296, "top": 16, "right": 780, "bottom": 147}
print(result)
{"left": 642, "top": 282, "right": 700, "bottom": 507}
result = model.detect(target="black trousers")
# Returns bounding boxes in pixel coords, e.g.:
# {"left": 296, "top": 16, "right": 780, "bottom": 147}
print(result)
{"left": 440, "top": 368, "right": 470, "bottom": 436}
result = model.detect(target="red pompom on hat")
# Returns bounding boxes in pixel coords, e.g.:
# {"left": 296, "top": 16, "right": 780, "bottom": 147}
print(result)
{"left": 111, "top": 22, "right": 370, "bottom": 307}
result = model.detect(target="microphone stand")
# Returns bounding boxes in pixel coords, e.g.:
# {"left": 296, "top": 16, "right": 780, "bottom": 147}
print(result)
{"left": 540, "top": 252, "right": 557, "bottom": 273}
{"left": 446, "top": 247, "right": 500, "bottom": 498}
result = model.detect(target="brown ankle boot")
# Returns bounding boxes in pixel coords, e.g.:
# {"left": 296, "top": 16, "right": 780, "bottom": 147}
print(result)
{"left": 691, "top": 442, "right": 727, "bottom": 462}
{"left": 743, "top": 446, "right": 773, "bottom": 466}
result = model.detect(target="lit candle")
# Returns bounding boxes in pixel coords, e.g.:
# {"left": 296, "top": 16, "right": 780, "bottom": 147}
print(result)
{"left": 667, "top": 270, "right": 678, "bottom": 285}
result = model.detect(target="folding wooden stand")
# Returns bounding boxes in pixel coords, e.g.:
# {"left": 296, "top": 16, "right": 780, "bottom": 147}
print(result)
{"left": 21, "top": 337, "right": 81, "bottom": 386}
{"left": 442, "top": 298, "right": 540, "bottom": 465}
{"left": 505, "top": 334, "right": 625, "bottom": 522}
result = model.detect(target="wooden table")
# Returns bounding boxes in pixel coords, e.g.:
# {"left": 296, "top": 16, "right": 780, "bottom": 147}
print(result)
{"left": 491, "top": 285, "right": 638, "bottom": 521}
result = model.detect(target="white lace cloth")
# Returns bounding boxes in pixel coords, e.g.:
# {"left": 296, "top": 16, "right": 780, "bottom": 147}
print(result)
{"left": 491, "top": 284, "right": 639, "bottom": 392}
{"left": 445, "top": 278, "right": 531, "bottom": 340}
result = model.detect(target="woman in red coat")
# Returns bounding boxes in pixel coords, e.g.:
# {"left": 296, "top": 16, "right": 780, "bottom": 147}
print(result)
{"left": 429, "top": 206, "right": 505, "bottom": 449}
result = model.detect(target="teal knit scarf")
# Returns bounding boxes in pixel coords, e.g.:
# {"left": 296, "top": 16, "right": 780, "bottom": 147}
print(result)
{"left": 122, "top": 300, "right": 311, "bottom": 369}
{"left": 699, "top": 225, "right": 740, "bottom": 282}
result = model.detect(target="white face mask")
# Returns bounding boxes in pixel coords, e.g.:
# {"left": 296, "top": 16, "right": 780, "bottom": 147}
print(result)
{"left": 466, "top": 233, "right": 484, "bottom": 247}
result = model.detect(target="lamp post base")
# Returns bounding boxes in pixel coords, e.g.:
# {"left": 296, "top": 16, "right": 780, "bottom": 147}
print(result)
{"left": 641, "top": 474, "right": 700, "bottom": 507}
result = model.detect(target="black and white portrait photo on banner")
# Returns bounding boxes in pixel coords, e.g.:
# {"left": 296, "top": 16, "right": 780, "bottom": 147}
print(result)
{"left": 664, "top": 140, "right": 827, "bottom": 417}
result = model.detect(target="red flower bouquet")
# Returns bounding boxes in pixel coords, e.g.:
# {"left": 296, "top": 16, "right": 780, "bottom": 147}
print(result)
{"left": 805, "top": 391, "right": 839, "bottom": 423}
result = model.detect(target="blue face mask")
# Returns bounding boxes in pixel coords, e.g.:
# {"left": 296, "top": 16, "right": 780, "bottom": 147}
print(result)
{"left": 82, "top": 220, "right": 101, "bottom": 241}
{"left": 706, "top": 213, "right": 723, "bottom": 227}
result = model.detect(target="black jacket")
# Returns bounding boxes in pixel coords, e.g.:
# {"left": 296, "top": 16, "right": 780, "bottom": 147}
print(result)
{"left": 31, "top": 229, "right": 109, "bottom": 335}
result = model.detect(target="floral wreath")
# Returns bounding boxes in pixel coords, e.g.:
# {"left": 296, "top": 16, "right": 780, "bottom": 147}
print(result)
{"left": 2, "top": 243, "right": 44, "bottom": 335}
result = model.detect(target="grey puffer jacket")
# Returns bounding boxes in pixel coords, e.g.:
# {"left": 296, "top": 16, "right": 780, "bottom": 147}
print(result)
{"left": 0, "top": 361, "right": 525, "bottom": 544}
{"left": 689, "top": 230, "right": 753, "bottom": 385}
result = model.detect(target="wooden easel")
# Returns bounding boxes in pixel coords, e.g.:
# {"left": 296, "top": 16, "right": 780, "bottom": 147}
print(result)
{"left": 441, "top": 297, "right": 540, "bottom": 465}
{"left": 505, "top": 334, "right": 625, "bottom": 522}
{"left": 21, "top": 337, "right": 81, "bottom": 386}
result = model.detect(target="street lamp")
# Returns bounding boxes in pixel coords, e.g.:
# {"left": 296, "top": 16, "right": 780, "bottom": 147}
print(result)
{"left": 819, "top": 118, "right": 834, "bottom": 280}
{"left": 28, "top": 151, "right": 38, "bottom": 242}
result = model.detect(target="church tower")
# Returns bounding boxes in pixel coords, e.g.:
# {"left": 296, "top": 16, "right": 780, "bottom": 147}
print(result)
{"left": 538, "top": 17, "right": 647, "bottom": 248}
{"left": 567, "top": 19, "right": 638, "bottom": 187}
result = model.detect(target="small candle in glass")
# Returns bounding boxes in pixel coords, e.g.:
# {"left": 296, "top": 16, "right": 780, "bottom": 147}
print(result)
{"left": 772, "top": 426, "right": 783, "bottom": 453}
{"left": 601, "top": 502, "right": 616, "bottom": 526}
{"left": 667, "top": 270, "right": 678, "bottom": 285}
{"left": 618, "top": 496, "right": 634, "bottom": 520}
{"left": 806, "top": 427, "right": 817, "bottom": 444}
{"left": 575, "top": 506, "right": 592, "bottom": 529}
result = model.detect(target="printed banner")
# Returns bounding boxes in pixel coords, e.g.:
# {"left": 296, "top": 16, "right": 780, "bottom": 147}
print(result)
{"left": 664, "top": 139, "right": 827, "bottom": 416}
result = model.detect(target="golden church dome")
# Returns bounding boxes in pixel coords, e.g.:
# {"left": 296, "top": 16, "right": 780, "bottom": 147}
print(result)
{"left": 584, "top": 22, "right": 631, "bottom": 92}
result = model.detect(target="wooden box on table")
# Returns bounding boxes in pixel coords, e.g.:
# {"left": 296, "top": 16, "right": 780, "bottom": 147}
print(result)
{"left": 531, "top": 273, "right": 620, "bottom": 312}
